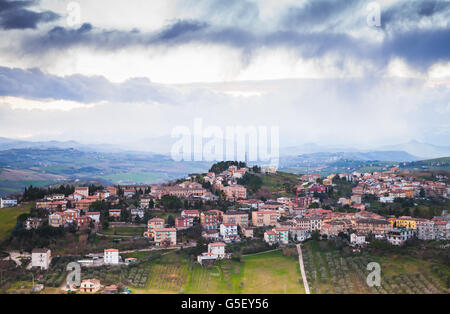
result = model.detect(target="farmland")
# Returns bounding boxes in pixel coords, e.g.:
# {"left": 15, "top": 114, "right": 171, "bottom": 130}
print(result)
{"left": 130, "top": 249, "right": 305, "bottom": 294}
{"left": 302, "top": 240, "right": 450, "bottom": 294}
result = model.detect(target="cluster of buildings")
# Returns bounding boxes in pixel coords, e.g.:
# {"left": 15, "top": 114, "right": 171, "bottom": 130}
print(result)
{"left": 203, "top": 165, "right": 248, "bottom": 200}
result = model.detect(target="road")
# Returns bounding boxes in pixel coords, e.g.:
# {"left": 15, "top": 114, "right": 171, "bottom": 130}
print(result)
{"left": 296, "top": 243, "right": 310, "bottom": 294}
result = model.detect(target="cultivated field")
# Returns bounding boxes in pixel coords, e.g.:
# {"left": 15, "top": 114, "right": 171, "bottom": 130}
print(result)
{"left": 302, "top": 241, "right": 450, "bottom": 294}
{"left": 131, "top": 250, "right": 305, "bottom": 294}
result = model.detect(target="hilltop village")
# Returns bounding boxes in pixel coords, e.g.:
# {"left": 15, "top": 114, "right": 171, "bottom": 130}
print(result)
{"left": 0, "top": 161, "right": 449, "bottom": 293}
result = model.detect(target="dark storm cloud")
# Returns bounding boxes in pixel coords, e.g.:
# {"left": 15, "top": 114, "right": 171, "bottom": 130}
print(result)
{"left": 0, "top": 66, "right": 184, "bottom": 104}
{"left": 0, "top": 0, "right": 59, "bottom": 29}
{"left": 382, "top": 0, "right": 450, "bottom": 30}
{"left": 13, "top": 0, "right": 450, "bottom": 71}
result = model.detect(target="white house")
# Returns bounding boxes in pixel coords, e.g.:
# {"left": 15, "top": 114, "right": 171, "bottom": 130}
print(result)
{"left": 219, "top": 223, "right": 239, "bottom": 242}
{"left": 86, "top": 212, "right": 101, "bottom": 223}
{"left": 387, "top": 228, "right": 414, "bottom": 246}
{"left": 350, "top": 233, "right": 366, "bottom": 245}
{"left": 197, "top": 242, "right": 227, "bottom": 265}
{"left": 208, "top": 242, "right": 226, "bottom": 258}
{"left": 31, "top": 248, "right": 51, "bottom": 270}
{"left": 0, "top": 198, "right": 17, "bottom": 208}
{"left": 104, "top": 249, "right": 120, "bottom": 264}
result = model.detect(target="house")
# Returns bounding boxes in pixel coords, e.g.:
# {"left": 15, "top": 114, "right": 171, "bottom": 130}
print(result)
{"left": 26, "top": 217, "right": 43, "bottom": 230}
{"left": 274, "top": 228, "right": 289, "bottom": 245}
{"left": 129, "top": 205, "right": 144, "bottom": 219}
{"left": 0, "top": 198, "right": 18, "bottom": 208}
{"left": 417, "top": 221, "right": 435, "bottom": 240}
{"left": 251, "top": 210, "right": 278, "bottom": 227}
{"left": 264, "top": 230, "right": 278, "bottom": 245}
{"left": 86, "top": 212, "right": 101, "bottom": 223}
{"left": 104, "top": 249, "right": 120, "bottom": 264}
{"left": 350, "top": 233, "right": 366, "bottom": 245}
{"left": 351, "top": 194, "right": 362, "bottom": 204}
{"left": 140, "top": 196, "right": 153, "bottom": 209}
{"left": 387, "top": 228, "right": 415, "bottom": 246}
{"left": 31, "top": 248, "right": 51, "bottom": 270}
{"left": 219, "top": 223, "right": 239, "bottom": 242}
{"left": 103, "top": 285, "right": 118, "bottom": 294}
{"left": 197, "top": 242, "right": 227, "bottom": 265}
{"left": 154, "top": 228, "right": 177, "bottom": 246}
{"left": 75, "top": 216, "right": 92, "bottom": 229}
{"left": 49, "top": 212, "right": 65, "bottom": 227}
{"left": 124, "top": 257, "right": 137, "bottom": 264}
{"left": 241, "top": 227, "right": 254, "bottom": 238}
{"left": 106, "top": 186, "right": 118, "bottom": 196}
{"left": 321, "top": 221, "right": 345, "bottom": 237}
{"left": 145, "top": 217, "right": 165, "bottom": 237}
{"left": 392, "top": 216, "right": 417, "bottom": 229}
{"left": 264, "top": 228, "right": 289, "bottom": 245}
{"left": 75, "top": 198, "right": 96, "bottom": 210}
{"left": 208, "top": 242, "right": 226, "bottom": 258}
{"left": 80, "top": 279, "right": 101, "bottom": 293}
{"left": 175, "top": 216, "right": 194, "bottom": 230}
{"left": 123, "top": 188, "right": 135, "bottom": 197}
{"left": 354, "top": 219, "right": 390, "bottom": 236}
{"left": 181, "top": 209, "right": 200, "bottom": 218}
{"left": 289, "top": 227, "right": 310, "bottom": 242}
{"left": 223, "top": 210, "right": 249, "bottom": 227}
{"left": 202, "top": 229, "right": 220, "bottom": 241}
{"left": 75, "top": 187, "right": 89, "bottom": 198}
{"left": 200, "top": 210, "right": 222, "bottom": 230}
{"left": 109, "top": 209, "right": 121, "bottom": 218}
{"left": 62, "top": 209, "right": 80, "bottom": 223}
{"left": 221, "top": 185, "right": 247, "bottom": 200}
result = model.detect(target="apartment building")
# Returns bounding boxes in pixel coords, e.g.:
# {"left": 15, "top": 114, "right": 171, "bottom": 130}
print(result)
{"left": 223, "top": 210, "right": 249, "bottom": 227}
{"left": 104, "top": 249, "right": 120, "bottom": 264}
{"left": 31, "top": 248, "right": 51, "bottom": 270}
{"left": 251, "top": 210, "right": 278, "bottom": 227}
{"left": 154, "top": 228, "right": 177, "bottom": 246}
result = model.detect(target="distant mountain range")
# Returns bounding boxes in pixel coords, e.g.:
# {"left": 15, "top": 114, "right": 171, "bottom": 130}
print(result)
{"left": 377, "top": 140, "right": 450, "bottom": 160}
{"left": 0, "top": 137, "right": 449, "bottom": 161}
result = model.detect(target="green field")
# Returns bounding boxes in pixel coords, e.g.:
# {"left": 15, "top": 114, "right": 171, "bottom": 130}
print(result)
{"left": 0, "top": 202, "right": 33, "bottom": 240}
{"left": 102, "top": 226, "right": 146, "bottom": 237}
{"left": 130, "top": 250, "right": 305, "bottom": 294}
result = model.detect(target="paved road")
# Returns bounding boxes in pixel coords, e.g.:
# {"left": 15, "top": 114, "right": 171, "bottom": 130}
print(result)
{"left": 296, "top": 244, "right": 310, "bottom": 294}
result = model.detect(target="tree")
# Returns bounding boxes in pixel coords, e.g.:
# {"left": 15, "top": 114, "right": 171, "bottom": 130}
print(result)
{"left": 160, "top": 195, "right": 182, "bottom": 211}
{"left": 167, "top": 215, "right": 175, "bottom": 227}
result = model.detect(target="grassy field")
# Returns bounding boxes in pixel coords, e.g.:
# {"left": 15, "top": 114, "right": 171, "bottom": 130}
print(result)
{"left": 130, "top": 250, "right": 305, "bottom": 294}
{"left": 303, "top": 240, "right": 450, "bottom": 294}
{"left": 0, "top": 202, "right": 33, "bottom": 240}
{"left": 102, "top": 226, "right": 146, "bottom": 237}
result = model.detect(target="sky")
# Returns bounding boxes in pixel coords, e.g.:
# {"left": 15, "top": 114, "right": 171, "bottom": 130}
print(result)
{"left": 0, "top": 0, "right": 449, "bottom": 153}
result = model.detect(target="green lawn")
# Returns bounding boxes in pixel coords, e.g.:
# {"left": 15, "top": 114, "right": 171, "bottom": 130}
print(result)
{"left": 0, "top": 202, "right": 33, "bottom": 240}
{"left": 102, "top": 226, "right": 145, "bottom": 237}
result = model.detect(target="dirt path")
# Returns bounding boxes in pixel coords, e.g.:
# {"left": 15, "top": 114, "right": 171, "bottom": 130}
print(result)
{"left": 296, "top": 244, "right": 310, "bottom": 294}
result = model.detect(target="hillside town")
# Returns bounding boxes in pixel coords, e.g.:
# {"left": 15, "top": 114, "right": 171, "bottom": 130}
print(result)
{"left": 0, "top": 162, "right": 449, "bottom": 293}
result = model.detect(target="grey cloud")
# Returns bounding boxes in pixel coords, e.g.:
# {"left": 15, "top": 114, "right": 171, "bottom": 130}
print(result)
{"left": 0, "top": 0, "right": 59, "bottom": 30}
{"left": 12, "top": 0, "right": 450, "bottom": 72}
{"left": 0, "top": 66, "right": 183, "bottom": 104}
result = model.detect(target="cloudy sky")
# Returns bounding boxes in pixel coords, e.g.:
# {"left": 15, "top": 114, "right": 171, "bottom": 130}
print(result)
{"left": 0, "top": 0, "right": 449, "bottom": 152}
